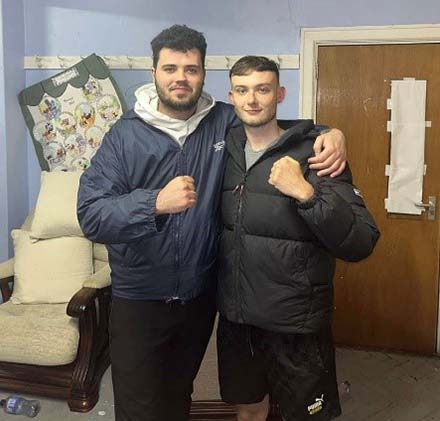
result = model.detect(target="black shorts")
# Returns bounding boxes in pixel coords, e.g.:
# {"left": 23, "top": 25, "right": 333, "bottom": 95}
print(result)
{"left": 217, "top": 316, "right": 341, "bottom": 421}
{"left": 110, "top": 291, "right": 216, "bottom": 421}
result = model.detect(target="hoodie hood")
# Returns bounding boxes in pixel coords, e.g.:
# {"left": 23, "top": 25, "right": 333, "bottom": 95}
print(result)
{"left": 134, "top": 83, "right": 216, "bottom": 147}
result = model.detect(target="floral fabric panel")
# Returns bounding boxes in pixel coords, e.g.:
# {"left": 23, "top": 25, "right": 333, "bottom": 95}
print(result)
{"left": 28, "top": 79, "right": 122, "bottom": 171}
{"left": 20, "top": 54, "right": 127, "bottom": 171}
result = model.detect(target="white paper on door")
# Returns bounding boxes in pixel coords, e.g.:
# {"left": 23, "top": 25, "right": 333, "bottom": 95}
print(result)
{"left": 384, "top": 78, "right": 428, "bottom": 215}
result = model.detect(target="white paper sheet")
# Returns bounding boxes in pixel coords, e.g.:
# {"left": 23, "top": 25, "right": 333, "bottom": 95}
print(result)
{"left": 385, "top": 79, "right": 427, "bottom": 215}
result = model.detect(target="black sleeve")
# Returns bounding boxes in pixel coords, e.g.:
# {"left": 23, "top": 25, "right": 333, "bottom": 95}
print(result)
{"left": 296, "top": 165, "right": 380, "bottom": 262}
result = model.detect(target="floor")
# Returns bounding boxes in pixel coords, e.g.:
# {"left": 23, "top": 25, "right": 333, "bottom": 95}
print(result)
{"left": 2, "top": 348, "right": 440, "bottom": 420}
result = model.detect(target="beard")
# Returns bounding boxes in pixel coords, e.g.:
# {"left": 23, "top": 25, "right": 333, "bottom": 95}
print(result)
{"left": 155, "top": 81, "right": 203, "bottom": 112}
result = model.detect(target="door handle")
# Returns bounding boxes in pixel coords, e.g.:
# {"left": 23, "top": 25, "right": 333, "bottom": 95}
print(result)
{"left": 415, "top": 196, "right": 436, "bottom": 221}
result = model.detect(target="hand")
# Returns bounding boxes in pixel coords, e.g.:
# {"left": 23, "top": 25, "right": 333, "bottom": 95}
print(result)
{"left": 268, "top": 156, "right": 314, "bottom": 202}
{"left": 156, "top": 176, "right": 197, "bottom": 214}
{"left": 308, "top": 128, "right": 347, "bottom": 177}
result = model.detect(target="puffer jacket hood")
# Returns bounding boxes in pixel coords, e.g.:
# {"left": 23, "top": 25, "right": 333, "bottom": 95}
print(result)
{"left": 134, "top": 83, "right": 216, "bottom": 146}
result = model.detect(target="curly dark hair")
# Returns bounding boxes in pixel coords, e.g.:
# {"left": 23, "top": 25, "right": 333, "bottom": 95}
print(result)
{"left": 151, "top": 25, "right": 207, "bottom": 68}
{"left": 229, "top": 56, "right": 280, "bottom": 82}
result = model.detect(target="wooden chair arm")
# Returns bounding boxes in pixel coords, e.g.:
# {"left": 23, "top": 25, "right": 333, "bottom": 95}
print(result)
{"left": 67, "top": 287, "right": 98, "bottom": 318}
{"left": 67, "top": 286, "right": 110, "bottom": 318}
{"left": 0, "top": 276, "right": 13, "bottom": 302}
{"left": 67, "top": 285, "right": 111, "bottom": 391}
{"left": 0, "top": 258, "right": 15, "bottom": 302}
{"left": 0, "top": 258, "right": 14, "bottom": 279}
{"left": 0, "top": 276, "right": 14, "bottom": 302}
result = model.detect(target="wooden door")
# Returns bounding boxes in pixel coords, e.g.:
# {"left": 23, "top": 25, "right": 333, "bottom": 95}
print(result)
{"left": 316, "top": 44, "right": 440, "bottom": 354}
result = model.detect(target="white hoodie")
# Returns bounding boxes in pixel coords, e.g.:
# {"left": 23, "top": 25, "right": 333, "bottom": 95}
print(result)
{"left": 134, "top": 83, "right": 216, "bottom": 147}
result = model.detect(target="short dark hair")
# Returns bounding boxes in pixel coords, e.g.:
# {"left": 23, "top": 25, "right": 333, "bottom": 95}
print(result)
{"left": 229, "top": 56, "right": 280, "bottom": 82}
{"left": 151, "top": 25, "right": 207, "bottom": 68}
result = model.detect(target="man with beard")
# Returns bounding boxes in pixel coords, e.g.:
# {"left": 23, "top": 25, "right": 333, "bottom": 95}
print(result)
{"left": 216, "top": 56, "right": 380, "bottom": 421}
{"left": 77, "top": 26, "right": 347, "bottom": 421}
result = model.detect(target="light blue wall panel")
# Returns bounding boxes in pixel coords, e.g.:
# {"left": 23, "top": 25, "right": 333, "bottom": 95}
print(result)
{"left": 0, "top": 0, "right": 26, "bottom": 260}
{"left": 18, "top": 0, "right": 440, "bottom": 209}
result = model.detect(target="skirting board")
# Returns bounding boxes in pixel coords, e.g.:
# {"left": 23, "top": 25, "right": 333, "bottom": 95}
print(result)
{"left": 190, "top": 400, "right": 282, "bottom": 420}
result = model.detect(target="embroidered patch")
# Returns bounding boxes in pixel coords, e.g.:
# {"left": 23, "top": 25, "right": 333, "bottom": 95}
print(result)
{"left": 213, "top": 140, "right": 225, "bottom": 152}
{"left": 52, "top": 68, "right": 79, "bottom": 87}
{"left": 307, "top": 394, "right": 324, "bottom": 415}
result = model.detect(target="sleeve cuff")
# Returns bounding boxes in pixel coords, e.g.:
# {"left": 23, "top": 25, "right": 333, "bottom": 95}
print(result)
{"left": 296, "top": 194, "right": 318, "bottom": 209}
{"left": 296, "top": 182, "right": 322, "bottom": 209}
{"left": 145, "top": 189, "right": 168, "bottom": 232}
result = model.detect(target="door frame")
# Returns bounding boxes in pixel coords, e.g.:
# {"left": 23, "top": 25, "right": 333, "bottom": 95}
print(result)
{"left": 299, "top": 23, "right": 440, "bottom": 353}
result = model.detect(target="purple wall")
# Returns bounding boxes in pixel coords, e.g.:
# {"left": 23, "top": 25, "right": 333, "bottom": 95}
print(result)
{"left": 0, "top": 0, "right": 27, "bottom": 260}
{"left": 0, "top": 0, "right": 439, "bottom": 244}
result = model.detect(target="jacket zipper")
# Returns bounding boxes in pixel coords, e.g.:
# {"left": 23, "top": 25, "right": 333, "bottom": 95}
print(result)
{"left": 173, "top": 146, "right": 185, "bottom": 299}
{"left": 233, "top": 179, "right": 245, "bottom": 323}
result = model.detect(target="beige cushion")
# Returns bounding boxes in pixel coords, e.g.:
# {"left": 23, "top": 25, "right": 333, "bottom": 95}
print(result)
{"left": 30, "top": 171, "right": 83, "bottom": 239}
{"left": 93, "top": 242, "right": 109, "bottom": 262}
{"left": 83, "top": 264, "right": 111, "bottom": 289}
{"left": 21, "top": 208, "right": 35, "bottom": 231}
{"left": 11, "top": 230, "right": 93, "bottom": 304}
{"left": 0, "top": 258, "right": 14, "bottom": 279}
{"left": 94, "top": 259, "right": 108, "bottom": 272}
{"left": 0, "top": 301, "right": 79, "bottom": 365}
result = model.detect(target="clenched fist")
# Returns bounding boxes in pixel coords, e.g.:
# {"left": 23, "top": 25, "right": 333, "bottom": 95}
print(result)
{"left": 268, "top": 156, "right": 314, "bottom": 202}
{"left": 156, "top": 176, "right": 197, "bottom": 215}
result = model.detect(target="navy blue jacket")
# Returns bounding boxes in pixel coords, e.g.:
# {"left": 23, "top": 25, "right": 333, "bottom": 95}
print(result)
{"left": 77, "top": 103, "right": 237, "bottom": 300}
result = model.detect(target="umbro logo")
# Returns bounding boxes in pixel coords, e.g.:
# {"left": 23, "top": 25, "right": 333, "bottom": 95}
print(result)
{"left": 353, "top": 188, "right": 363, "bottom": 197}
{"left": 213, "top": 140, "right": 225, "bottom": 152}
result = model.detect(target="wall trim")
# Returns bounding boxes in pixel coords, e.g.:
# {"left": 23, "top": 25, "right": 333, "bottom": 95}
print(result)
{"left": 299, "top": 24, "right": 440, "bottom": 120}
{"left": 24, "top": 54, "right": 299, "bottom": 71}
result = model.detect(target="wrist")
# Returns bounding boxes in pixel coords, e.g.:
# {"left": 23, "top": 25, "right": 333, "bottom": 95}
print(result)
{"left": 155, "top": 191, "right": 166, "bottom": 215}
{"left": 295, "top": 183, "right": 314, "bottom": 203}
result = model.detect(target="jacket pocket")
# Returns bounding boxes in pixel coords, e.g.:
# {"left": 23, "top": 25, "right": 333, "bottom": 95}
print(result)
{"left": 126, "top": 237, "right": 150, "bottom": 266}
{"left": 126, "top": 233, "right": 168, "bottom": 267}
{"left": 107, "top": 243, "right": 131, "bottom": 267}
{"left": 303, "top": 243, "right": 335, "bottom": 286}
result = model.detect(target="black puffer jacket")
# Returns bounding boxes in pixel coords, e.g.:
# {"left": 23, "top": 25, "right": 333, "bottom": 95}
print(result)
{"left": 217, "top": 120, "right": 380, "bottom": 334}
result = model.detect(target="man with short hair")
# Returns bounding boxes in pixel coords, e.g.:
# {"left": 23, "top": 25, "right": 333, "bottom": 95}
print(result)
{"left": 77, "top": 26, "right": 347, "bottom": 421}
{"left": 216, "top": 56, "right": 380, "bottom": 421}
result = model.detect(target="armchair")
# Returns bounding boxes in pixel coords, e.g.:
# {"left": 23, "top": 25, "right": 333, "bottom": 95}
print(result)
{"left": 0, "top": 213, "right": 111, "bottom": 412}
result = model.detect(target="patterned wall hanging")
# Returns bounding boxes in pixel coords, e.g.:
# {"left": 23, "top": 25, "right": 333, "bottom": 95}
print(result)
{"left": 19, "top": 54, "right": 127, "bottom": 171}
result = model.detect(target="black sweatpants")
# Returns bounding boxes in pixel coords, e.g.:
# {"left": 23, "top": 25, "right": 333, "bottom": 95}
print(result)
{"left": 110, "top": 291, "right": 216, "bottom": 421}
